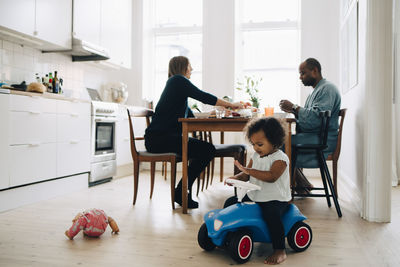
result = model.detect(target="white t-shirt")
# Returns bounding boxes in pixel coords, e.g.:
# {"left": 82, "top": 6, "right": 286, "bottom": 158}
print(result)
{"left": 247, "top": 150, "right": 291, "bottom": 202}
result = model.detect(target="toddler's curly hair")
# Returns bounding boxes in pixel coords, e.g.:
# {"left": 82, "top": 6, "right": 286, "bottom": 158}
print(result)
{"left": 244, "top": 117, "right": 286, "bottom": 149}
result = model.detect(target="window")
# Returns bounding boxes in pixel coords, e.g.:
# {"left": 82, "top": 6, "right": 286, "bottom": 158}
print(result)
{"left": 143, "top": 0, "right": 203, "bottom": 104}
{"left": 236, "top": 0, "right": 301, "bottom": 110}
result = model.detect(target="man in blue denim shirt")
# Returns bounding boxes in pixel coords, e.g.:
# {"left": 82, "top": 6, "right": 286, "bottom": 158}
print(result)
{"left": 280, "top": 58, "right": 341, "bottom": 191}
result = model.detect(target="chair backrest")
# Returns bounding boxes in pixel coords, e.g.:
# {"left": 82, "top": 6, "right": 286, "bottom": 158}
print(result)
{"left": 319, "top": 110, "right": 331, "bottom": 146}
{"left": 331, "top": 108, "right": 347, "bottom": 160}
{"left": 127, "top": 107, "right": 154, "bottom": 159}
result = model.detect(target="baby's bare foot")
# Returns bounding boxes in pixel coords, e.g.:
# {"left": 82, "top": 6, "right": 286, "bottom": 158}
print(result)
{"left": 264, "top": 249, "right": 286, "bottom": 265}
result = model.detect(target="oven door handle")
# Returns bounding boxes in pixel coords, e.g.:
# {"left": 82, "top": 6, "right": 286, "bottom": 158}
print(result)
{"left": 95, "top": 118, "right": 117, "bottom": 122}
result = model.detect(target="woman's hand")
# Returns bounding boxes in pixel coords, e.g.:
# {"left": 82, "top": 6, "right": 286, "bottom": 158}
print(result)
{"left": 234, "top": 160, "right": 250, "bottom": 175}
{"left": 229, "top": 102, "right": 244, "bottom": 110}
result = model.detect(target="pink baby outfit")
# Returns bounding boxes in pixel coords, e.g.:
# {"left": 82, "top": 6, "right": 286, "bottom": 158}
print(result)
{"left": 67, "top": 209, "right": 109, "bottom": 238}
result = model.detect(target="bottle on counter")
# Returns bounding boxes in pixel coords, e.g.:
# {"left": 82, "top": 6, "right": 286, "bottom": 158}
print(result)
{"left": 44, "top": 74, "right": 51, "bottom": 92}
{"left": 35, "top": 73, "right": 41, "bottom": 83}
{"left": 52, "top": 71, "right": 59, "bottom": 94}
{"left": 48, "top": 72, "right": 53, "bottom": 92}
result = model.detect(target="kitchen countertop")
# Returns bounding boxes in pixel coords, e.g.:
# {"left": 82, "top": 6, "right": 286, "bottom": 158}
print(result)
{"left": 7, "top": 89, "right": 90, "bottom": 103}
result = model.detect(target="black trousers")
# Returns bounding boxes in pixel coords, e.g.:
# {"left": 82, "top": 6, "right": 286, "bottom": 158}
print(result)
{"left": 145, "top": 133, "right": 216, "bottom": 192}
{"left": 225, "top": 195, "right": 289, "bottom": 250}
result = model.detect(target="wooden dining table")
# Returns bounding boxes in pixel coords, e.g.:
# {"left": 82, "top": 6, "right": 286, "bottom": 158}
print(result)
{"left": 178, "top": 116, "right": 296, "bottom": 214}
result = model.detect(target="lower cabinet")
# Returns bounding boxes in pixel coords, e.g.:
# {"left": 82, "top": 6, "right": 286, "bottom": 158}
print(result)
{"left": 4, "top": 94, "right": 91, "bottom": 189}
{"left": 9, "top": 143, "right": 57, "bottom": 187}
{"left": 0, "top": 94, "right": 10, "bottom": 190}
{"left": 116, "top": 116, "right": 132, "bottom": 166}
{"left": 57, "top": 140, "right": 90, "bottom": 177}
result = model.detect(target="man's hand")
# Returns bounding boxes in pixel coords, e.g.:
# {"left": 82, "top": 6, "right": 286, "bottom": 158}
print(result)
{"left": 234, "top": 160, "right": 250, "bottom": 175}
{"left": 279, "top": 100, "right": 294, "bottom": 113}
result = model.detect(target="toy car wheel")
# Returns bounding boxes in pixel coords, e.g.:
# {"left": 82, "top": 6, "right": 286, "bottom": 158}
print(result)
{"left": 287, "top": 221, "right": 312, "bottom": 252}
{"left": 228, "top": 229, "right": 253, "bottom": 263}
{"left": 198, "top": 223, "right": 216, "bottom": 251}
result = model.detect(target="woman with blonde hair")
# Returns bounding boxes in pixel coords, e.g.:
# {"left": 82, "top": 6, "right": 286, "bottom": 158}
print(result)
{"left": 145, "top": 56, "right": 243, "bottom": 209}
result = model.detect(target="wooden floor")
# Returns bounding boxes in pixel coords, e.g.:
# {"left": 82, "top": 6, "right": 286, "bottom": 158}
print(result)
{"left": 0, "top": 170, "right": 399, "bottom": 267}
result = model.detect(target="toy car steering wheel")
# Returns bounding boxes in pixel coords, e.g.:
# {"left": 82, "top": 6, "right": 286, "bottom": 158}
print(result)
{"left": 225, "top": 179, "right": 261, "bottom": 202}
{"left": 226, "top": 179, "right": 261, "bottom": 190}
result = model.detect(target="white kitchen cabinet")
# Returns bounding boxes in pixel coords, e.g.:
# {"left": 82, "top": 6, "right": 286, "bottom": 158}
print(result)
{"left": 0, "top": 0, "right": 35, "bottom": 37}
{"left": 9, "top": 143, "right": 57, "bottom": 187}
{"left": 10, "top": 112, "right": 57, "bottom": 145}
{"left": 116, "top": 115, "right": 132, "bottom": 166}
{"left": 36, "top": 0, "right": 72, "bottom": 48}
{"left": 73, "top": 0, "right": 102, "bottom": 46}
{"left": 0, "top": 0, "right": 72, "bottom": 50}
{"left": 73, "top": 0, "right": 132, "bottom": 68}
{"left": 10, "top": 95, "right": 57, "bottom": 145}
{"left": 10, "top": 94, "right": 57, "bottom": 113}
{"left": 0, "top": 94, "right": 10, "bottom": 190}
{"left": 57, "top": 140, "right": 90, "bottom": 177}
{"left": 7, "top": 94, "right": 91, "bottom": 188}
{"left": 56, "top": 100, "right": 91, "bottom": 143}
{"left": 56, "top": 100, "right": 91, "bottom": 177}
{"left": 101, "top": 0, "right": 132, "bottom": 68}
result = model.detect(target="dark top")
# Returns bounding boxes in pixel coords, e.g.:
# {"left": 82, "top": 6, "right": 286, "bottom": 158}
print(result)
{"left": 145, "top": 75, "right": 218, "bottom": 136}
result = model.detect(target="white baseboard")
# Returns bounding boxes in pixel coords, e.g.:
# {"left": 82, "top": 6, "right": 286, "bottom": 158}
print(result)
{"left": 0, "top": 173, "right": 88, "bottom": 213}
{"left": 338, "top": 169, "right": 362, "bottom": 214}
{"left": 116, "top": 163, "right": 133, "bottom": 178}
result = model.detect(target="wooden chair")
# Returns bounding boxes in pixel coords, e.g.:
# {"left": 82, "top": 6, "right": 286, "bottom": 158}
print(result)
{"left": 291, "top": 111, "right": 342, "bottom": 217}
{"left": 199, "top": 132, "right": 247, "bottom": 190}
{"left": 326, "top": 108, "right": 347, "bottom": 197}
{"left": 127, "top": 108, "right": 181, "bottom": 209}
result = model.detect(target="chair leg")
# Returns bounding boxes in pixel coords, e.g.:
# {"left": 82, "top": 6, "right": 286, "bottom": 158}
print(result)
{"left": 170, "top": 160, "right": 176, "bottom": 210}
{"left": 220, "top": 157, "right": 224, "bottom": 182}
{"left": 320, "top": 151, "right": 342, "bottom": 217}
{"left": 317, "top": 152, "right": 332, "bottom": 207}
{"left": 333, "top": 159, "right": 338, "bottom": 197}
{"left": 133, "top": 160, "right": 140, "bottom": 205}
{"left": 210, "top": 158, "right": 215, "bottom": 185}
{"left": 201, "top": 170, "right": 206, "bottom": 191}
{"left": 291, "top": 148, "right": 297, "bottom": 198}
{"left": 164, "top": 162, "right": 168, "bottom": 180}
{"left": 150, "top": 162, "right": 156, "bottom": 199}
{"left": 205, "top": 163, "right": 210, "bottom": 189}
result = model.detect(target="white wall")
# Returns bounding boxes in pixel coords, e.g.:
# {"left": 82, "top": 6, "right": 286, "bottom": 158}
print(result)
{"left": 300, "top": 0, "right": 340, "bottom": 104}
{"left": 203, "top": 0, "right": 235, "bottom": 99}
{"left": 339, "top": 0, "right": 367, "bottom": 210}
{"left": 0, "top": 40, "right": 121, "bottom": 100}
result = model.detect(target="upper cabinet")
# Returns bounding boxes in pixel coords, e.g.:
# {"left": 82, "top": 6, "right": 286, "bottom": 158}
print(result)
{"left": 0, "top": 0, "right": 72, "bottom": 50}
{"left": 72, "top": 0, "right": 101, "bottom": 45}
{"left": 73, "top": 0, "right": 132, "bottom": 68}
{"left": 35, "top": 0, "right": 72, "bottom": 48}
{"left": 0, "top": 0, "right": 35, "bottom": 37}
{"left": 101, "top": 0, "right": 132, "bottom": 68}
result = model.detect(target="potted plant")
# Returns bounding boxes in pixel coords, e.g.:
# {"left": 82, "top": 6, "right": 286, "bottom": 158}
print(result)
{"left": 235, "top": 75, "right": 262, "bottom": 109}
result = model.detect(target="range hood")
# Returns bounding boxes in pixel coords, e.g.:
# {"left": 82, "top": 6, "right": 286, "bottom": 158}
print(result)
{"left": 42, "top": 38, "right": 110, "bottom": 62}
{"left": 70, "top": 38, "right": 109, "bottom": 61}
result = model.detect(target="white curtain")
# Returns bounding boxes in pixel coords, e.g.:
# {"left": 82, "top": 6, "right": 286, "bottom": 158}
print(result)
{"left": 393, "top": 0, "right": 400, "bottom": 187}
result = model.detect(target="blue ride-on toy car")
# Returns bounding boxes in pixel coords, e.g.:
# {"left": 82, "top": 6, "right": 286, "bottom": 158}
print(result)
{"left": 197, "top": 179, "right": 312, "bottom": 264}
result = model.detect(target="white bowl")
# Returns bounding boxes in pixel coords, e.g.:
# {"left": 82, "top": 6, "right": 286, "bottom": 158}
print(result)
{"left": 193, "top": 112, "right": 211, "bottom": 118}
{"left": 273, "top": 112, "right": 288, "bottom": 119}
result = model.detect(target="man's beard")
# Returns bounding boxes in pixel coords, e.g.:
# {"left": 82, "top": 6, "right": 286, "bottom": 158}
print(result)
{"left": 302, "top": 77, "right": 316, "bottom": 86}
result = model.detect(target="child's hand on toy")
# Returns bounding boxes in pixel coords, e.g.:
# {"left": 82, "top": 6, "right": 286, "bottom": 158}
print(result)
{"left": 224, "top": 177, "right": 236, "bottom": 186}
{"left": 234, "top": 160, "right": 250, "bottom": 175}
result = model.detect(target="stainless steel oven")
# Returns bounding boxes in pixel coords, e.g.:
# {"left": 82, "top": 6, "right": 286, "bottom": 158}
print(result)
{"left": 94, "top": 118, "right": 115, "bottom": 155}
{"left": 88, "top": 89, "right": 119, "bottom": 186}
